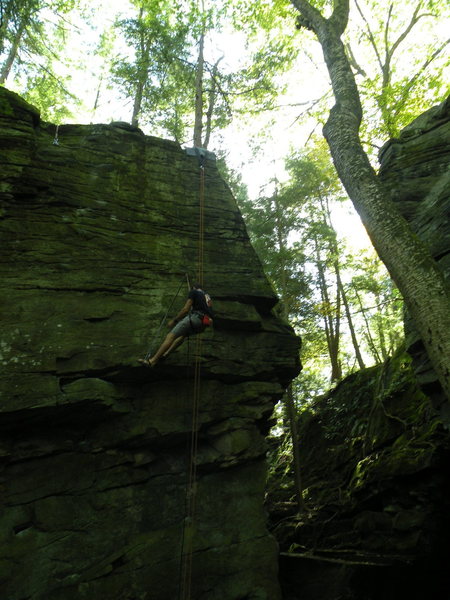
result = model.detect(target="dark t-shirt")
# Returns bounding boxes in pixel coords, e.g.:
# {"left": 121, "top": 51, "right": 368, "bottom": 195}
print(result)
{"left": 188, "top": 289, "right": 212, "bottom": 317}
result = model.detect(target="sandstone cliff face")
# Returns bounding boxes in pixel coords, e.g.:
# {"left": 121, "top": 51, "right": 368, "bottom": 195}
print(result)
{"left": 379, "top": 96, "right": 450, "bottom": 419}
{"left": 0, "top": 87, "right": 300, "bottom": 600}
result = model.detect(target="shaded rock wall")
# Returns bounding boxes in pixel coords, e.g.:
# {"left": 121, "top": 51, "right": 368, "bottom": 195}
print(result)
{"left": 275, "top": 351, "right": 450, "bottom": 600}
{"left": 0, "top": 87, "right": 300, "bottom": 600}
{"left": 379, "top": 96, "right": 450, "bottom": 419}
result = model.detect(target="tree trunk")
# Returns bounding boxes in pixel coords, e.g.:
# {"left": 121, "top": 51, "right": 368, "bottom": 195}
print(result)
{"left": 193, "top": 29, "right": 205, "bottom": 147}
{"left": 386, "top": 297, "right": 400, "bottom": 355}
{"left": 131, "top": 80, "right": 144, "bottom": 127}
{"left": 336, "top": 266, "right": 366, "bottom": 369}
{"left": 353, "top": 284, "right": 382, "bottom": 363}
{"left": 0, "top": 18, "right": 25, "bottom": 83}
{"left": 321, "top": 194, "right": 365, "bottom": 370}
{"left": 315, "top": 240, "right": 342, "bottom": 381}
{"left": 292, "top": 0, "right": 450, "bottom": 400}
{"left": 374, "top": 290, "right": 388, "bottom": 360}
{"left": 202, "top": 57, "right": 222, "bottom": 149}
{"left": 328, "top": 300, "right": 342, "bottom": 381}
{"left": 285, "top": 384, "right": 305, "bottom": 514}
{"left": 91, "top": 74, "right": 103, "bottom": 120}
{"left": 272, "top": 185, "right": 288, "bottom": 296}
{"left": 131, "top": 8, "right": 149, "bottom": 128}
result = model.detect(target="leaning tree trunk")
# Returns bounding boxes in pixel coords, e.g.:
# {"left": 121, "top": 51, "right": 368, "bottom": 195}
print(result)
{"left": 131, "top": 81, "right": 144, "bottom": 128}
{"left": 202, "top": 56, "right": 223, "bottom": 149}
{"left": 0, "top": 19, "right": 24, "bottom": 84}
{"left": 292, "top": 0, "right": 450, "bottom": 400}
{"left": 131, "top": 8, "right": 149, "bottom": 128}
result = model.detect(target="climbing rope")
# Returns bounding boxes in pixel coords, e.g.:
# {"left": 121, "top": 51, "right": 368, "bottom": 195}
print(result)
{"left": 178, "top": 152, "right": 206, "bottom": 600}
{"left": 144, "top": 275, "right": 188, "bottom": 360}
{"left": 197, "top": 161, "right": 205, "bottom": 287}
{"left": 179, "top": 335, "right": 202, "bottom": 600}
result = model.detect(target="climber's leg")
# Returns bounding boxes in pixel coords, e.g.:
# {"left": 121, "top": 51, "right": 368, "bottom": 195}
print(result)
{"left": 140, "top": 332, "right": 177, "bottom": 367}
{"left": 139, "top": 314, "right": 203, "bottom": 368}
{"left": 163, "top": 335, "right": 186, "bottom": 358}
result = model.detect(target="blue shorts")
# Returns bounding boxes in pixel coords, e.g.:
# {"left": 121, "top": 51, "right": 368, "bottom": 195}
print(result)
{"left": 171, "top": 313, "right": 204, "bottom": 338}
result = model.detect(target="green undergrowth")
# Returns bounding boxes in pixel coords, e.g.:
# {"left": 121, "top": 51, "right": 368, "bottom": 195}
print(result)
{"left": 266, "top": 345, "right": 444, "bottom": 533}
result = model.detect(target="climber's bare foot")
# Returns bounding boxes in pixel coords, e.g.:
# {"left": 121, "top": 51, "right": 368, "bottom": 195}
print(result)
{"left": 138, "top": 358, "right": 157, "bottom": 368}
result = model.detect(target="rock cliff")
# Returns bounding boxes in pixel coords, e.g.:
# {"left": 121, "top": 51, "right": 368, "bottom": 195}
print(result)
{"left": 379, "top": 96, "right": 450, "bottom": 421}
{"left": 274, "top": 351, "right": 450, "bottom": 600}
{"left": 0, "top": 87, "right": 300, "bottom": 600}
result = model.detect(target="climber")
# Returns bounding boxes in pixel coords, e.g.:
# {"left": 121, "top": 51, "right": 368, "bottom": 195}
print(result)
{"left": 139, "top": 283, "right": 213, "bottom": 368}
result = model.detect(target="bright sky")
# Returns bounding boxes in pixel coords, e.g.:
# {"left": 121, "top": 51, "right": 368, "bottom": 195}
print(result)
{"left": 63, "top": 2, "right": 330, "bottom": 197}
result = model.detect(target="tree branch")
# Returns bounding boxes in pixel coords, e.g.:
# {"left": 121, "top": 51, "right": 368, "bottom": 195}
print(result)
{"left": 43, "top": 11, "right": 83, "bottom": 34}
{"left": 204, "top": 60, "right": 233, "bottom": 117}
{"left": 344, "top": 42, "right": 366, "bottom": 77}
{"left": 20, "top": 46, "right": 76, "bottom": 99}
{"left": 329, "top": 0, "right": 350, "bottom": 36}
{"left": 354, "top": 0, "right": 383, "bottom": 72}
{"left": 389, "top": 2, "right": 423, "bottom": 61}
{"left": 291, "top": 0, "right": 324, "bottom": 33}
{"left": 384, "top": 3, "right": 394, "bottom": 64}
{"left": 289, "top": 91, "right": 333, "bottom": 128}
{"left": 391, "top": 36, "right": 450, "bottom": 120}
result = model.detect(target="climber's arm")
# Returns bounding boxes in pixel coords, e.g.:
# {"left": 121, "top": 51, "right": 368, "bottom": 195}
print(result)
{"left": 168, "top": 299, "right": 193, "bottom": 328}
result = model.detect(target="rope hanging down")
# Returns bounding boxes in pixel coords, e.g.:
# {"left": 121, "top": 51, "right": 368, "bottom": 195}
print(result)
{"left": 178, "top": 152, "right": 206, "bottom": 600}
{"left": 197, "top": 163, "right": 205, "bottom": 287}
{"left": 144, "top": 275, "right": 189, "bottom": 360}
{"left": 179, "top": 334, "right": 202, "bottom": 600}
